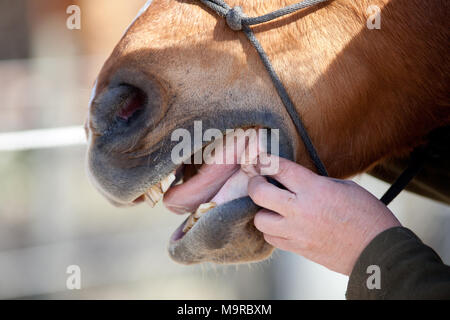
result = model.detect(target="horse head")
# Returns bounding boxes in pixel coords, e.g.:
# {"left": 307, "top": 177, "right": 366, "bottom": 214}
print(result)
{"left": 85, "top": 0, "right": 449, "bottom": 264}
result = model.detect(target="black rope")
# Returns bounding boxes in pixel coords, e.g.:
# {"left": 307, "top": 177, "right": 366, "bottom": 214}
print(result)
{"left": 380, "top": 149, "right": 427, "bottom": 205}
{"left": 199, "top": 0, "right": 329, "bottom": 176}
{"left": 379, "top": 126, "right": 447, "bottom": 205}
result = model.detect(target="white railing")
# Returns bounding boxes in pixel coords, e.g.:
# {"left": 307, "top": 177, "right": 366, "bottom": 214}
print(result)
{"left": 0, "top": 126, "right": 86, "bottom": 151}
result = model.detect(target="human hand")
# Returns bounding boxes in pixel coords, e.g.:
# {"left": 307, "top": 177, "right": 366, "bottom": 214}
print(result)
{"left": 247, "top": 155, "right": 401, "bottom": 275}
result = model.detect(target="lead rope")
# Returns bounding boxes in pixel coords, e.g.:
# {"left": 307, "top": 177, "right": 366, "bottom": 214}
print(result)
{"left": 379, "top": 148, "right": 427, "bottom": 205}
{"left": 199, "top": 0, "right": 329, "bottom": 176}
{"left": 198, "top": 0, "right": 427, "bottom": 205}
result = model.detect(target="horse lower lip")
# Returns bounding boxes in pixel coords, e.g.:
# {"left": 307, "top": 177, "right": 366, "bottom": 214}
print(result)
{"left": 168, "top": 196, "right": 264, "bottom": 264}
{"left": 173, "top": 169, "right": 253, "bottom": 238}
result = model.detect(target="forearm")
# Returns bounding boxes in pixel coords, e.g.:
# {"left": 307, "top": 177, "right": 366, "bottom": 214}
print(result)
{"left": 346, "top": 227, "right": 450, "bottom": 299}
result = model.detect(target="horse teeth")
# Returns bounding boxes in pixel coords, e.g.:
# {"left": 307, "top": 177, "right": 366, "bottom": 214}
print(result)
{"left": 183, "top": 214, "right": 196, "bottom": 233}
{"left": 143, "top": 171, "right": 175, "bottom": 208}
{"left": 161, "top": 172, "right": 176, "bottom": 193}
{"left": 194, "top": 202, "right": 216, "bottom": 218}
{"left": 182, "top": 202, "right": 216, "bottom": 233}
{"left": 146, "top": 185, "right": 163, "bottom": 204}
{"left": 144, "top": 193, "right": 156, "bottom": 207}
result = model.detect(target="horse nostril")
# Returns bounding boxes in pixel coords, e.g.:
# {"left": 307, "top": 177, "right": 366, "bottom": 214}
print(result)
{"left": 115, "top": 85, "right": 147, "bottom": 122}
{"left": 90, "top": 84, "right": 149, "bottom": 135}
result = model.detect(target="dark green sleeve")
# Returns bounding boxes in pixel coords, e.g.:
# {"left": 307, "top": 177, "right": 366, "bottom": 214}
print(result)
{"left": 346, "top": 226, "right": 450, "bottom": 299}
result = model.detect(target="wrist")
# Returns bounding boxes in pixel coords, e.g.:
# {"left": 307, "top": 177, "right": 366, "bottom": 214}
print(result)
{"left": 346, "top": 211, "right": 401, "bottom": 275}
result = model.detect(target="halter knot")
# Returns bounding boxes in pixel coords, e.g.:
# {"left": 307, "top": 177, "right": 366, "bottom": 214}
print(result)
{"left": 226, "top": 6, "right": 244, "bottom": 31}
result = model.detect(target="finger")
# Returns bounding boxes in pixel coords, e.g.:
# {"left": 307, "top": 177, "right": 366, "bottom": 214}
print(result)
{"left": 257, "top": 154, "right": 317, "bottom": 192}
{"left": 254, "top": 209, "right": 290, "bottom": 238}
{"left": 248, "top": 176, "right": 297, "bottom": 216}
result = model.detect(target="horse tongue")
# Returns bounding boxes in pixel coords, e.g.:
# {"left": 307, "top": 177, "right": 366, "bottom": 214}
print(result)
{"left": 210, "top": 169, "right": 251, "bottom": 205}
{"left": 163, "top": 162, "right": 239, "bottom": 214}
{"left": 163, "top": 128, "right": 264, "bottom": 214}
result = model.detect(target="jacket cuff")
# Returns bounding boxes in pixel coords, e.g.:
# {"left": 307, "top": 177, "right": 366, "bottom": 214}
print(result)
{"left": 346, "top": 226, "right": 424, "bottom": 299}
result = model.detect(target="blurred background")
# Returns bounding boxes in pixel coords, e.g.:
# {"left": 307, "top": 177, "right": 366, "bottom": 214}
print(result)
{"left": 0, "top": 0, "right": 448, "bottom": 299}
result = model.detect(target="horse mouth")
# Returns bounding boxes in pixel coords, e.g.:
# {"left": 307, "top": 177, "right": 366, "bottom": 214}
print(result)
{"left": 130, "top": 128, "right": 274, "bottom": 264}
{"left": 87, "top": 79, "right": 288, "bottom": 264}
